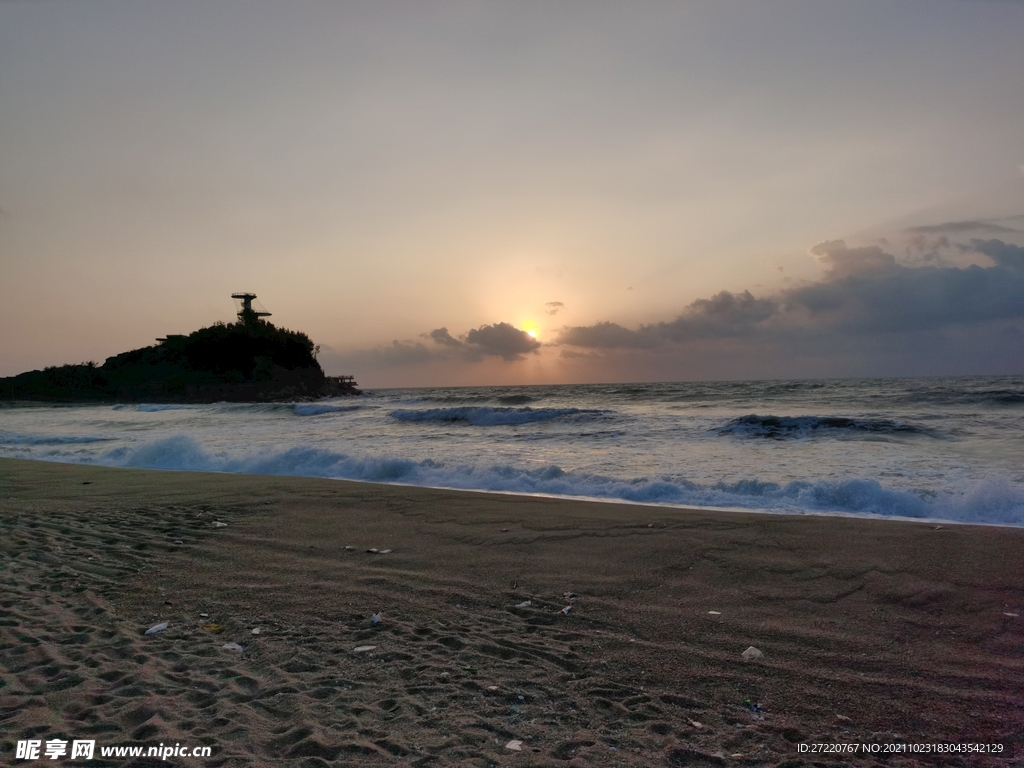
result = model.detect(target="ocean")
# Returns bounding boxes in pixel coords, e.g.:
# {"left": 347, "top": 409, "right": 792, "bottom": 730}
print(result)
{"left": 2, "top": 376, "right": 1023, "bottom": 525}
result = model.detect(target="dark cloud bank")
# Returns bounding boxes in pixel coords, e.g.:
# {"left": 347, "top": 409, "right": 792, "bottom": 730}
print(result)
{"left": 555, "top": 237, "right": 1024, "bottom": 377}
{"left": 337, "top": 235, "right": 1024, "bottom": 380}
{"left": 349, "top": 322, "right": 541, "bottom": 368}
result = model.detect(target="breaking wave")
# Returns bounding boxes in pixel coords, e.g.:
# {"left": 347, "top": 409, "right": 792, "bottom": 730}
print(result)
{"left": 111, "top": 404, "right": 199, "bottom": 412}
{"left": 293, "top": 403, "right": 361, "bottom": 416}
{"left": 390, "top": 406, "right": 603, "bottom": 426}
{"left": 395, "top": 393, "right": 542, "bottom": 406}
{"left": 0, "top": 432, "right": 113, "bottom": 446}
{"left": 716, "top": 414, "right": 942, "bottom": 439}
{"left": 100, "top": 435, "right": 1024, "bottom": 525}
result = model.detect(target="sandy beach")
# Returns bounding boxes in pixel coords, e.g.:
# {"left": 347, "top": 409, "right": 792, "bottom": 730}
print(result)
{"left": 1, "top": 457, "right": 1022, "bottom": 766}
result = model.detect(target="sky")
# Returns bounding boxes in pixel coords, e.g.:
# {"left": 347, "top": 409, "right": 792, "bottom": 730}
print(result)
{"left": 1, "top": 0, "right": 1023, "bottom": 387}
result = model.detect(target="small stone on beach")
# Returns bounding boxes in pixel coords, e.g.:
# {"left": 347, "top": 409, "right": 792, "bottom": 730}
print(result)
{"left": 251, "top": 627, "right": 261, "bottom": 635}
{"left": 515, "top": 600, "right": 532, "bottom": 608}
{"left": 353, "top": 645, "right": 377, "bottom": 653}
{"left": 222, "top": 642, "right": 244, "bottom": 651}
{"left": 144, "top": 621, "right": 168, "bottom": 635}
{"left": 742, "top": 646, "right": 763, "bottom": 661}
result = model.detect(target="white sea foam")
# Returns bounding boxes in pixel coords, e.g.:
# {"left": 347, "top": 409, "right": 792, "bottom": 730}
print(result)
{"left": 99, "top": 435, "right": 1024, "bottom": 525}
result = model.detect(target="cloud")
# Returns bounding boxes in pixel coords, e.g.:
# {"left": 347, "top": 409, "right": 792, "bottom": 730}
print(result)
{"left": 809, "top": 239, "right": 895, "bottom": 279}
{"left": 342, "top": 320, "right": 542, "bottom": 370}
{"left": 907, "top": 220, "right": 1019, "bottom": 235}
{"left": 545, "top": 301, "right": 565, "bottom": 315}
{"left": 558, "top": 238, "right": 1024, "bottom": 351}
{"left": 465, "top": 322, "right": 541, "bottom": 361}
{"left": 969, "top": 238, "right": 1024, "bottom": 270}
{"left": 557, "top": 290, "right": 779, "bottom": 349}
{"left": 558, "top": 321, "right": 657, "bottom": 349}
{"left": 357, "top": 339, "right": 438, "bottom": 367}
{"left": 429, "top": 327, "right": 462, "bottom": 347}
{"left": 685, "top": 290, "right": 778, "bottom": 331}
{"left": 784, "top": 260, "right": 1024, "bottom": 333}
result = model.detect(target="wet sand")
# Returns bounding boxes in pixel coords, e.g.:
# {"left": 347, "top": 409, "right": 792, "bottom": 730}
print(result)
{"left": 1, "top": 457, "right": 1022, "bottom": 766}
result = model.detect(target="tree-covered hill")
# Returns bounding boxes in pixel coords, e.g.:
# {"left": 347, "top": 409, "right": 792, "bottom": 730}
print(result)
{"left": 0, "top": 318, "right": 357, "bottom": 402}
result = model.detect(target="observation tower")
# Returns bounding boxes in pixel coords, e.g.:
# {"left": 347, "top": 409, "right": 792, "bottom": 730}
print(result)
{"left": 231, "top": 292, "right": 272, "bottom": 323}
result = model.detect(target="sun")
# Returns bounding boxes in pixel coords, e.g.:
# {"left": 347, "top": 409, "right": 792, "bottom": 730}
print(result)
{"left": 527, "top": 329, "right": 537, "bottom": 339}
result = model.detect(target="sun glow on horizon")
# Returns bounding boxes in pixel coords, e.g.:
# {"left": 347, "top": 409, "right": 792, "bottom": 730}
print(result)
{"left": 519, "top": 319, "right": 540, "bottom": 339}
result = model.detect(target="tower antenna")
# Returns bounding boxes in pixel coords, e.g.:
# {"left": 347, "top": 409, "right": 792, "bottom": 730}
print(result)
{"left": 231, "top": 292, "right": 272, "bottom": 323}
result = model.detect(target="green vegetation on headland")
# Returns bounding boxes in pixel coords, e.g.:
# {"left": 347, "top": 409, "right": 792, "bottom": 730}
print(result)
{"left": 0, "top": 316, "right": 359, "bottom": 403}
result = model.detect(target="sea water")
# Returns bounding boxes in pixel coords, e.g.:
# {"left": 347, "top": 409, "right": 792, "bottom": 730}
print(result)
{"left": 2, "top": 376, "right": 1023, "bottom": 525}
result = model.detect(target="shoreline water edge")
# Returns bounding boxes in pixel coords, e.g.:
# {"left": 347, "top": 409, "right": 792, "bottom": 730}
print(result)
{"left": 1, "top": 376, "right": 1023, "bottom": 526}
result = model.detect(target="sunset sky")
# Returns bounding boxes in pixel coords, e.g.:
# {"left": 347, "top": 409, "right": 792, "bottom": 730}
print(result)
{"left": 2, "top": 0, "right": 1023, "bottom": 387}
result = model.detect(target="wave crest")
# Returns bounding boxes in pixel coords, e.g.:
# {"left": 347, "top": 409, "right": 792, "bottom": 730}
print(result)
{"left": 0, "top": 432, "right": 113, "bottom": 446}
{"left": 390, "top": 406, "right": 602, "bottom": 426}
{"left": 716, "top": 414, "right": 941, "bottom": 439}
{"left": 293, "top": 403, "right": 361, "bottom": 416}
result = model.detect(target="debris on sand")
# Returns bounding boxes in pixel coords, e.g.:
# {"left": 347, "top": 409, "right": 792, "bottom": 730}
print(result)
{"left": 251, "top": 627, "right": 261, "bottom": 635}
{"left": 211, "top": 521, "right": 228, "bottom": 528}
{"left": 366, "top": 548, "right": 393, "bottom": 554}
{"left": 559, "top": 605, "right": 573, "bottom": 615}
{"left": 515, "top": 600, "right": 532, "bottom": 608}
{"left": 353, "top": 645, "right": 377, "bottom": 653}
{"left": 144, "top": 622, "right": 168, "bottom": 635}
{"left": 222, "top": 642, "right": 244, "bottom": 652}
{"left": 742, "top": 646, "right": 763, "bottom": 661}
{"left": 505, "top": 739, "right": 523, "bottom": 751}
{"left": 371, "top": 613, "right": 381, "bottom": 625}
{"left": 708, "top": 611, "right": 721, "bottom": 615}
{"left": 202, "top": 623, "right": 225, "bottom": 633}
